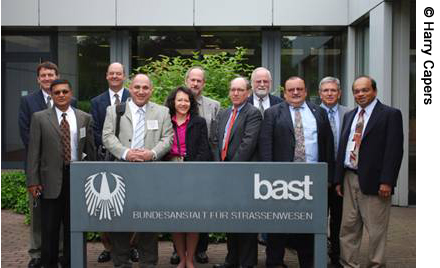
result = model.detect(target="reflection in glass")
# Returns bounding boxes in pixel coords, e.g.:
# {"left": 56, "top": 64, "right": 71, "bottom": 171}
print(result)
{"left": 281, "top": 33, "right": 342, "bottom": 103}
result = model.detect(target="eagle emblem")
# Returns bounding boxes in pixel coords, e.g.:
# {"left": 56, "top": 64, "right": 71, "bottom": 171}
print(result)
{"left": 84, "top": 172, "right": 126, "bottom": 220}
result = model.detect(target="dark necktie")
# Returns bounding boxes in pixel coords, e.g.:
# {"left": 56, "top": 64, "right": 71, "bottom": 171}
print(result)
{"left": 46, "top": 96, "right": 52, "bottom": 108}
{"left": 60, "top": 113, "right": 71, "bottom": 165}
{"left": 258, "top": 98, "right": 265, "bottom": 116}
{"left": 350, "top": 109, "right": 365, "bottom": 168}
{"left": 328, "top": 108, "right": 338, "bottom": 158}
{"left": 294, "top": 108, "right": 306, "bottom": 162}
{"left": 114, "top": 94, "right": 120, "bottom": 105}
{"left": 221, "top": 109, "right": 237, "bottom": 161}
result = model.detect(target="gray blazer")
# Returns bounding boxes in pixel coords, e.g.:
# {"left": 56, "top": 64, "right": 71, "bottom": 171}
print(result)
{"left": 26, "top": 107, "right": 96, "bottom": 199}
{"left": 102, "top": 100, "right": 174, "bottom": 160}
{"left": 197, "top": 95, "right": 220, "bottom": 138}
{"left": 338, "top": 104, "right": 349, "bottom": 135}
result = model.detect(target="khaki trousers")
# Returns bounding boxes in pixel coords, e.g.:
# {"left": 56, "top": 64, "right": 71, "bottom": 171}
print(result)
{"left": 339, "top": 171, "right": 391, "bottom": 268}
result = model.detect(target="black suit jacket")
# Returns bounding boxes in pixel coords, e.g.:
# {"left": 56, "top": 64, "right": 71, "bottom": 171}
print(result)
{"left": 247, "top": 93, "right": 283, "bottom": 107}
{"left": 19, "top": 89, "right": 77, "bottom": 151}
{"left": 173, "top": 115, "right": 212, "bottom": 161}
{"left": 212, "top": 102, "right": 262, "bottom": 161}
{"left": 335, "top": 100, "right": 404, "bottom": 195}
{"left": 259, "top": 101, "right": 335, "bottom": 182}
{"left": 90, "top": 89, "right": 129, "bottom": 147}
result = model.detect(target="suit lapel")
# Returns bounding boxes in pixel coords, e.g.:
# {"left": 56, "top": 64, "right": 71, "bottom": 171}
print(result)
{"left": 122, "top": 88, "right": 130, "bottom": 102}
{"left": 103, "top": 91, "right": 111, "bottom": 107}
{"left": 218, "top": 108, "right": 231, "bottom": 147}
{"left": 229, "top": 103, "right": 248, "bottom": 141}
{"left": 281, "top": 102, "right": 294, "bottom": 136}
{"left": 47, "top": 108, "right": 62, "bottom": 136}
{"left": 341, "top": 109, "right": 356, "bottom": 145}
{"left": 362, "top": 101, "right": 383, "bottom": 139}
{"left": 37, "top": 90, "right": 48, "bottom": 111}
{"left": 74, "top": 108, "right": 85, "bottom": 159}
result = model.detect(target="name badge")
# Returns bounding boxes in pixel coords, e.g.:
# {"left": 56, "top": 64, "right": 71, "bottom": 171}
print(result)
{"left": 80, "top": 127, "right": 86, "bottom": 138}
{"left": 348, "top": 141, "right": 356, "bottom": 151}
{"left": 147, "top": 120, "right": 159, "bottom": 130}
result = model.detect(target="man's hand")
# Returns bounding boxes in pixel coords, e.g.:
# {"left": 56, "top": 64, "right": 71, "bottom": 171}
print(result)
{"left": 28, "top": 185, "right": 43, "bottom": 199}
{"left": 378, "top": 183, "right": 392, "bottom": 198}
{"left": 126, "top": 149, "right": 145, "bottom": 162}
{"left": 137, "top": 149, "right": 154, "bottom": 161}
{"left": 335, "top": 184, "right": 343, "bottom": 197}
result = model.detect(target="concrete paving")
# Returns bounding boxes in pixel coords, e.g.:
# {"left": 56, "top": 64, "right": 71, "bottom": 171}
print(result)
{"left": 1, "top": 207, "right": 415, "bottom": 267}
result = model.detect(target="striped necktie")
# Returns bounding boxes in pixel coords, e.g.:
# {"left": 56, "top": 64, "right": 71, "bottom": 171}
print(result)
{"left": 328, "top": 108, "right": 338, "bottom": 158}
{"left": 132, "top": 108, "right": 145, "bottom": 149}
{"left": 293, "top": 107, "right": 306, "bottom": 162}
{"left": 349, "top": 109, "right": 365, "bottom": 168}
{"left": 60, "top": 113, "right": 71, "bottom": 165}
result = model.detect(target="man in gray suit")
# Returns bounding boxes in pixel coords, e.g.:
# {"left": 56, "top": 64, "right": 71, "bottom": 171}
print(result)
{"left": 27, "top": 79, "right": 96, "bottom": 268}
{"left": 212, "top": 77, "right": 262, "bottom": 268}
{"left": 168, "top": 66, "right": 220, "bottom": 264}
{"left": 318, "top": 76, "right": 349, "bottom": 268}
{"left": 102, "top": 73, "right": 173, "bottom": 268}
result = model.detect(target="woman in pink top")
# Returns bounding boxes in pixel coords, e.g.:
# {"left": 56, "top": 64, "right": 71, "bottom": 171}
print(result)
{"left": 165, "top": 86, "right": 212, "bottom": 268}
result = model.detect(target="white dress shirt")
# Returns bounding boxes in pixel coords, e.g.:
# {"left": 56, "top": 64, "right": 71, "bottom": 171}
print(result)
{"left": 42, "top": 90, "right": 53, "bottom": 107}
{"left": 320, "top": 103, "right": 341, "bottom": 151}
{"left": 108, "top": 88, "right": 124, "bottom": 105}
{"left": 288, "top": 102, "right": 318, "bottom": 163}
{"left": 344, "top": 98, "right": 378, "bottom": 168}
{"left": 55, "top": 106, "right": 78, "bottom": 161}
{"left": 252, "top": 93, "right": 270, "bottom": 111}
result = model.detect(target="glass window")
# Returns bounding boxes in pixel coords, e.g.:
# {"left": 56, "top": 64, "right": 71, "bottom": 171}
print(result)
{"left": 355, "top": 22, "right": 370, "bottom": 76}
{"left": 3, "top": 35, "right": 51, "bottom": 53}
{"left": 281, "top": 33, "right": 343, "bottom": 103}
{"left": 131, "top": 30, "right": 261, "bottom": 73}
{"left": 58, "top": 32, "right": 110, "bottom": 110}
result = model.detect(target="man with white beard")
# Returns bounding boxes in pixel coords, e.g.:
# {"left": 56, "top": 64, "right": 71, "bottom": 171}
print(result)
{"left": 247, "top": 67, "right": 283, "bottom": 116}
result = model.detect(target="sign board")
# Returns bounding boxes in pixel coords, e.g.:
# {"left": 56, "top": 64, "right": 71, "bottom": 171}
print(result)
{"left": 70, "top": 162, "right": 328, "bottom": 267}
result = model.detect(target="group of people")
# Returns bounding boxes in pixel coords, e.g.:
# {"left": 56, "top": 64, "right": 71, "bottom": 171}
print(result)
{"left": 19, "top": 60, "right": 404, "bottom": 268}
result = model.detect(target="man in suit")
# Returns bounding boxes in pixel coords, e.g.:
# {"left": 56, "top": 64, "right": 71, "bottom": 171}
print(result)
{"left": 90, "top": 62, "right": 133, "bottom": 263}
{"left": 247, "top": 67, "right": 283, "bottom": 114}
{"left": 168, "top": 66, "right": 220, "bottom": 265}
{"left": 26, "top": 79, "right": 96, "bottom": 268}
{"left": 335, "top": 76, "right": 404, "bottom": 268}
{"left": 259, "top": 76, "right": 334, "bottom": 268}
{"left": 102, "top": 73, "right": 173, "bottom": 268}
{"left": 212, "top": 77, "right": 262, "bottom": 268}
{"left": 18, "top": 61, "right": 76, "bottom": 268}
{"left": 318, "top": 76, "right": 349, "bottom": 268}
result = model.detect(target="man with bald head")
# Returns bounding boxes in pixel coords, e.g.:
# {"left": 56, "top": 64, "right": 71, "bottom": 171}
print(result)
{"left": 90, "top": 62, "right": 132, "bottom": 263}
{"left": 211, "top": 77, "right": 262, "bottom": 268}
{"left": 248, "top": 67, "right": 283, "bottom": 115}
{"left": 103, "top": 73, "right": 174, "bottom": 268}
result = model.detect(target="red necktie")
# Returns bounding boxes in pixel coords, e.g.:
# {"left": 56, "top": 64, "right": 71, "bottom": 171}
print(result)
{"left": 221, "top": 109, "right": 237, "bottom": 161}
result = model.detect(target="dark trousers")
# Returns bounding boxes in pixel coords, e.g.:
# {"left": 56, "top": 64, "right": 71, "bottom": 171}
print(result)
{"left": 328, "top": 186, "right": 343, "bottom": 263}
{"left": 196, "top": 233, "right": 209, "bottom": 253}
{"left": 225, "top": 233, "right": 258, "bottom": 266}
{"left": 266, "top": 233, "right": 314, "bottom": 268}
{"left": 41, "top": 168, "right": 70, "bottom": 268}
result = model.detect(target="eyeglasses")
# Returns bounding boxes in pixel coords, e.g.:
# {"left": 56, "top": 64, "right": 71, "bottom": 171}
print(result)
{"left": 52, "top": 89, "right": 70, "bottom": 96}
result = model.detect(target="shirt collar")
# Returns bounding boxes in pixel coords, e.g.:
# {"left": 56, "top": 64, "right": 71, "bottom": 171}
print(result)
{"left": 253, "top": 93, "right": 269, "bottom": 102}
{"left": 232, "top": 102, "right": 246, "bottom": 112}
{"left": 320, "top": 103, "right": 339, "bottom": 113}
{"left": 109, "top": 88, "right": 124, "bottom": 98}
{"left": 357, "top": 98, "right": 377, "bottom": 116}
{"left": 128, "top": 98, "right": 147, "bottom": 113}
{"left": 290, "top": 101, "right": 307, "bottom": 110}
{"left": 55, "top": 106, "right": 74, "bottom": 119}
{"left": 42, "top": 90, "right": 50, "bottom": 100}
{"left": 172, "top": 113, "right": 191, "bottom": 126}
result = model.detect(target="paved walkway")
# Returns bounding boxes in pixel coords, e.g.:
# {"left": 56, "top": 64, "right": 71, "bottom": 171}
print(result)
{"left": 1, "top": 207, "right": 415, "bottom": 267}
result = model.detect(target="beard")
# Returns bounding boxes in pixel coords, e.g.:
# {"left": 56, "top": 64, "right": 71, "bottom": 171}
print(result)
{"left": 254, "top": 89, "right": 268, "bottom": 98}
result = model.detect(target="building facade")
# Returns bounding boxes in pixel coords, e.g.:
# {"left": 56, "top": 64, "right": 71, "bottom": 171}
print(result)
{"left": 1, "top": 0, "right": 415, "bottom": 206}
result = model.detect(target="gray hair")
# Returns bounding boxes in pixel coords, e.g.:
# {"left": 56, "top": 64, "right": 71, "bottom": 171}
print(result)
{"left": 184, "top": 66, "right": 206, "bottom": 82}
{"left": 319, "top": 76, "right": 341, "bottom": 91}
{"left": 250, "top": 67, "right": 272, "bottom": 82}
{"left": 230, "top": 76, "right": 250, "bottom": 90}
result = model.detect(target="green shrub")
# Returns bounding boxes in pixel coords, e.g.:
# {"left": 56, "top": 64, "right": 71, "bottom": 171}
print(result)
{"left": 1, "top": 170, "right": 30, "bottom": 224}
{"left": 132, "top": 47, "right": 255, "bottom": 107}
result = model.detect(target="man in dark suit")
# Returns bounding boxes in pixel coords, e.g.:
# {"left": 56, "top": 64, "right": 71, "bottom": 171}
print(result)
{"left": 90, "top": 62, "right": 132, "bottom": 263}
{"left": 247, "top": 67, "right": 283, "bottom": 114}
{"left": 335, "top": 76, "right": 403, "bottom": 268}
{"left": 212, "top": 77, "right": 262, "bottom": 268}
{"left": 259, "top": 76, "right": 334, "bottom": 268}
{"left": 18, "top": 61, "right": 76, "bottom": 268}
{"left": 26, "top": 79, "right": 96, "bottom": 268}
{"left": 318, "top": 76, "right": 349, "bottom": 268}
